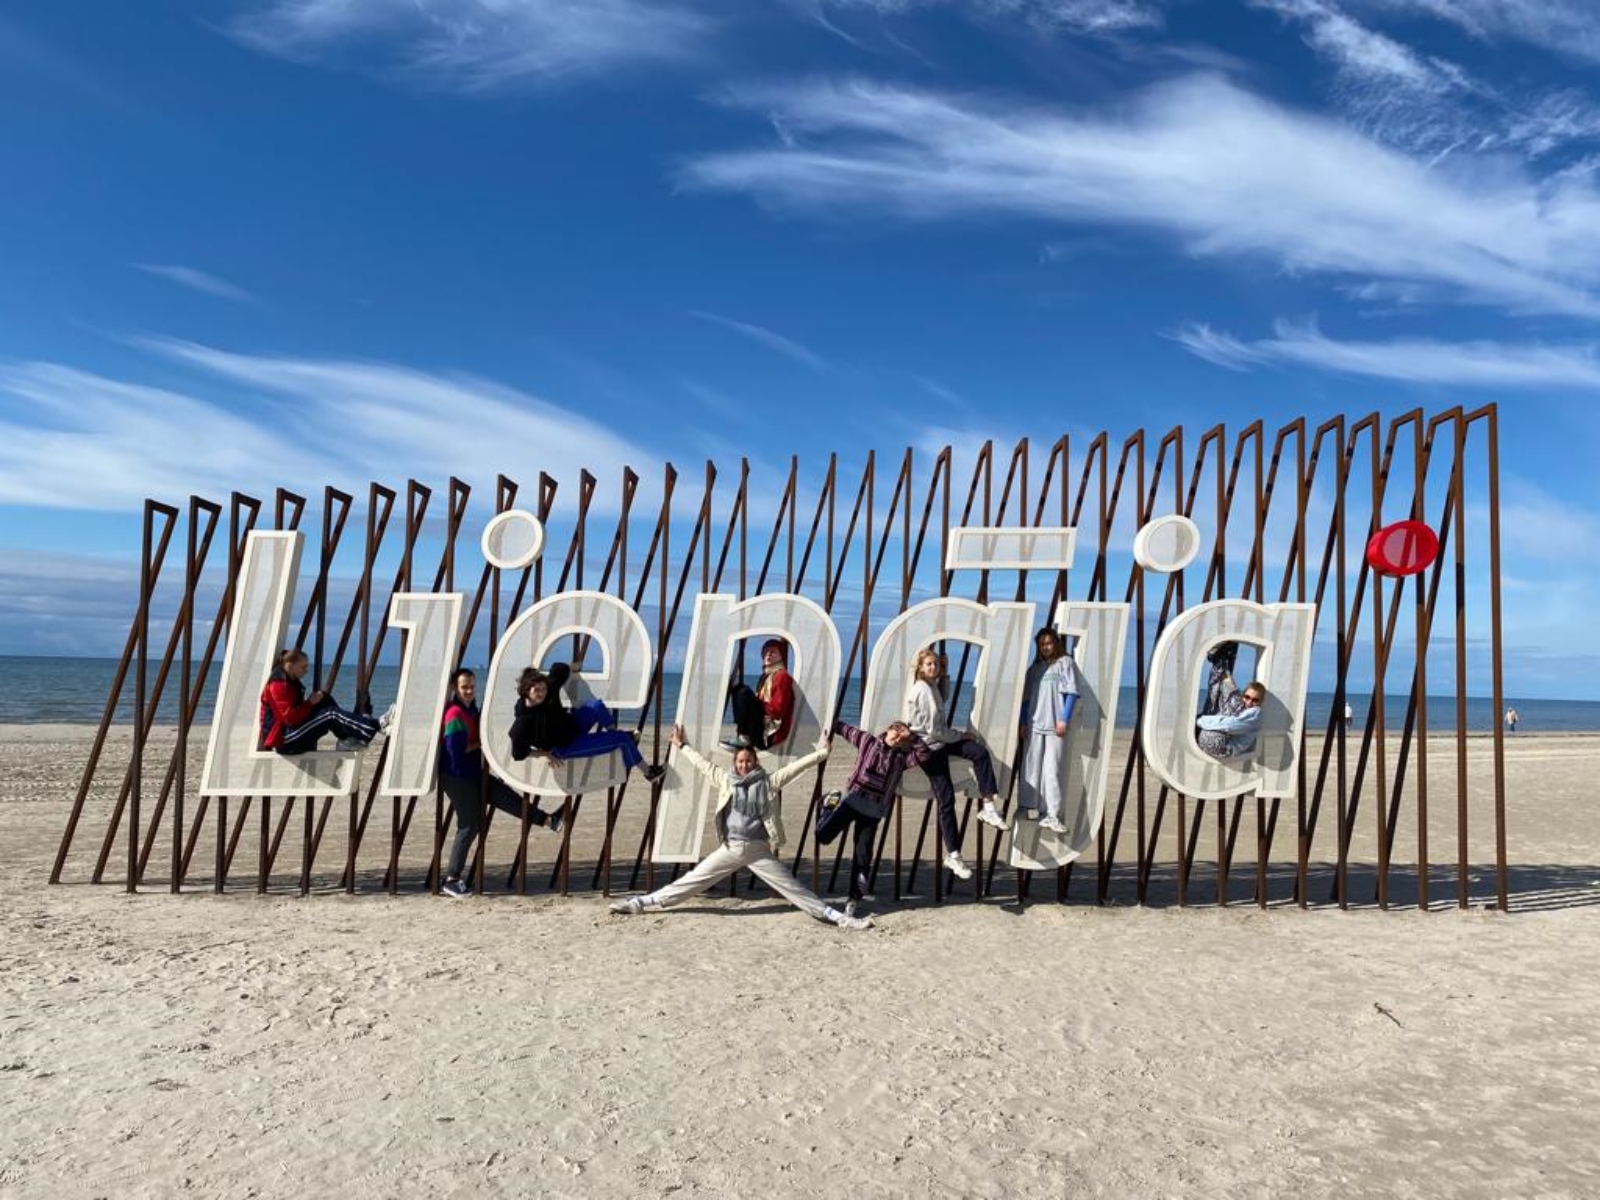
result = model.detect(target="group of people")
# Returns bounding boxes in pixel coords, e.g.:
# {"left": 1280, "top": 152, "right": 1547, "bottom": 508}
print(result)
{"left": 260, "top": 629, "right": 1270, "bottom": 924}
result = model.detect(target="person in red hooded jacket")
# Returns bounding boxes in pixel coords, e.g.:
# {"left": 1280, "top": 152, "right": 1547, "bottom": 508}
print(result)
{"left": 723, "top": 637, "right": 796, "bottom": 752}
{"left": 259, "top": 648, "right": 387, "bottom": 754}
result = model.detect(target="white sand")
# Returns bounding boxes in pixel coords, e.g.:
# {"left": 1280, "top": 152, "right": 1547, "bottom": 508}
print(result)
{"left": 3, "top": 725, "right": 1599, "bottom": 1198}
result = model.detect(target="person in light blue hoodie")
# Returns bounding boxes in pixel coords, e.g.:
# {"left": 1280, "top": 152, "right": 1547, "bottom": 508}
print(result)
{"left": 1196, "top": 673, "right": 1266, "bottom": 759}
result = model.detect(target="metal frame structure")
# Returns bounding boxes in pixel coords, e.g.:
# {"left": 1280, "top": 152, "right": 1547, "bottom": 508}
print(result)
{"left": 52, "top": 407, "right": 1511, "bottom": 910}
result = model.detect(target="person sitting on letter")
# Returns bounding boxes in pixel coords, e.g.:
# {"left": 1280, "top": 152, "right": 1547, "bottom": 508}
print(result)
{"left": 1196, "top": 663, "right": 1267, "bottom": 761}
{"left": 723, "top": 637, "right": 796, "bottom": 752}
{"left": 905, "top": 647, "right": 1006, "bottom": 882}
{"left": 259, "top": 648, "right": 391, "bottom": 755}
{"left": 508, "top": 663, "right": 665, "bottom": 782}
{"left": 1017, "top": 627, "right": 1080, "bottom": 835}
{"left": 610, "top": 725, "right": 870, "bottom": 930}
{"left": 815, "top": 719, "right": 932, "bottom": 918}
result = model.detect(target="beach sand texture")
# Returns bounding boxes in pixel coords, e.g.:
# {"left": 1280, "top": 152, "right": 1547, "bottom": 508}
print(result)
{"left": 4, "top": 725, "right": 1599, "bottom": 1197}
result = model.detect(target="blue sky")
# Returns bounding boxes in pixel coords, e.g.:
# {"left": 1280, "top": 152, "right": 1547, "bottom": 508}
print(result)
{"left": 1, "top": 1, "right": 1597, "bottom": 698}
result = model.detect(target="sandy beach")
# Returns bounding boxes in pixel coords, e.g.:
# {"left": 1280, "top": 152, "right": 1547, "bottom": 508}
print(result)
{"left": 4, "top": 725, "right": 1599, "bottom": 1198}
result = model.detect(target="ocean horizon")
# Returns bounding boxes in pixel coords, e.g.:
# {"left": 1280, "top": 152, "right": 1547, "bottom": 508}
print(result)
{"left": 4, "top": 654, "right": 1595, "bottom": 733}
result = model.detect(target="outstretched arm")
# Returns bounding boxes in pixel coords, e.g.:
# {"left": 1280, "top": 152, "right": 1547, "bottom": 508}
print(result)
{"left": 832, "top": 720, "right": 867, "bottom": 749}
{"left": 674, "top": 740, "right": 730, "bottom": 791}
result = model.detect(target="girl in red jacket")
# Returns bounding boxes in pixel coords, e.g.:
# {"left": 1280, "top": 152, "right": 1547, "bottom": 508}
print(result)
{"left": 258, "top": 649, "right": 387, "bottom": 754}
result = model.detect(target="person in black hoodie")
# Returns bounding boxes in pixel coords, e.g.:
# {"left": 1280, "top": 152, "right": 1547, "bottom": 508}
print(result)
{"left": 259, "top": 648, "right": 389, "bottom": 754}
{"left": 508, "top": 663, "right": 664, "bottom": 782}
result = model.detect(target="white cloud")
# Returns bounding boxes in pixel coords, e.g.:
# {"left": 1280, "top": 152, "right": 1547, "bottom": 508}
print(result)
{"left": 228, "top": 0, "right": 713, "bottom": 91}
{"left": 1493, "top": 476, "right": 1600, "bottom": 567}
{"left": 682, "top": 74, "right": 1600, "bottom": 319}
{"left": 825, "top": 0, "right": 1163, "bottom": 34}
{"left": 1355, "top": 0, "right": 1600, "bottom": 64}
{"left": 1253, "top": 0, "right": 1448, "bottom": 90}
{"left": 1174, "top": 318, "right": 1600, "bottom": 387}
{"left": 1251, "top": 1, "right": 1600, "bottom": 160}
{"left": 0, "top": 340, "right": 661, "bottom": 512}
{"left": 687, "top": 310, "right": 831, "bottom": 371}
{"left": 131, "top": 263, "right": 256, "bottom": 303}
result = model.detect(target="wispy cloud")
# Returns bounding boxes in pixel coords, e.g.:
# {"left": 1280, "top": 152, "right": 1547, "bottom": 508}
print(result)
{"left": 1253, "top": 0, "right": 1453, "bottom": 90}
{"left": 131, "top": 263, "right": 257, "bottom": 303}
{"left": 1174, "top": 318, "right": 1600, "bottom": 388}
{"left": 824, "top": 0, "right": 1163, "bottom": 35}
{"left": 1354, "top": 0, "right": 1600, "bottom": 64}
{"left": 687, "top": 309, "right": 831, "bottom": 371}
{"left": 0, "top": 339, "right": 661, "bottom": 511}
{"left": 227, "top": 0, "right": 713, "bottom": 91}
{"left": 682, "top": 74, "right": 1600, "bottom": 319}
{"left": 1251, "top": 0, "right": 1600, "bottom": 160}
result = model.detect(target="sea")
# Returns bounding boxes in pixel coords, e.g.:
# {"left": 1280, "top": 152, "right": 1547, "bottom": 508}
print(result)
{"left": 3, "top": 655, "right": 1596, "bottom": 734}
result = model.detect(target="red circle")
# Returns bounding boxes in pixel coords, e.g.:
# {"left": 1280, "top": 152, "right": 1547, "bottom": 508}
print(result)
{"left": 1366, "top": 520, "right": 1439, "bottom": 577}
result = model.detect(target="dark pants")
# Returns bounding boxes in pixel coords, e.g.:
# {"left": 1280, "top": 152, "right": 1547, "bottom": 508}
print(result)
{"left": 279, "top": 696, "right": 380, "bottom": 755}
{"left": 442, "top": 773, "right": 547, "bottom": 880}
{"left": 815, "top": 792, "right": 880, "bottom": 900}
{"left": 919, "top": 739, "right": 999, "bottom": 854}
{"left": 728, "top": 682, "right": 776, "bottom": 750}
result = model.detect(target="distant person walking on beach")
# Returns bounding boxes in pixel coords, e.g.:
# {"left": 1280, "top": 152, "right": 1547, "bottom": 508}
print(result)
{"left": 723, "top": 637, "right": 795, "bottom": 752}
{"left": 815, "top": 719, "right": 932, "bottom": 917}
{"left": 1505, "top": 706, "right": 1519, "bottom": 735}
{"left": 1195, "top": 642, "right": 1266, "bottom": 761}
{"left": 905, "top": 647, "right": 1007, "bottom": 882}
{"left": 1343, "top": 701, "right": 1353, "bottom": 731}
{"left": 259, "top": 648, "right": 389, "bottom": 755}
{"left": 611, "top": 725, "right": 871, "bottom": 929}
{"left": 438, "top": 668, "right": 560, "bottom": 900}
{"left": 1017, "top": 628, "right": 1080, "bottom": 835}
{"left": 509, "top": 663, "right": 664, "bottom": 782}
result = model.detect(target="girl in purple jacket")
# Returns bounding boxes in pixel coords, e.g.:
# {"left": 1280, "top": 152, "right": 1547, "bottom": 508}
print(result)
{"left": 815, "top": 719, "right": 932, "bottom": 917}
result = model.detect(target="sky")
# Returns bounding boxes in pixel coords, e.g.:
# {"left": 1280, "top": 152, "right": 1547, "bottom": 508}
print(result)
{"left": 0, "top": 0, "right": 1597, "bottom": 698}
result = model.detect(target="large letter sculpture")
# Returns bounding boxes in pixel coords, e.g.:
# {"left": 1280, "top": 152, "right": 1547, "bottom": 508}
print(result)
{"left": 1007, "top": 600, "right": 1130, "bottom": 870}
{"left": 201, "top": 531, "right": 364, "bottom": 797}
{"left": 651, "top": 593, "right": 841, "bottom": 862}
{"left": 480, "top": 592, "right": 655, "bottom": 797}
{"left": 857, "top": 598, "right": 1036, "bottom": 804}
{"left": 378, "top": 592, "right": 465, "bottom": 796}
{"left": 1141, "top": 600, "right": 1317, "bottom": 800}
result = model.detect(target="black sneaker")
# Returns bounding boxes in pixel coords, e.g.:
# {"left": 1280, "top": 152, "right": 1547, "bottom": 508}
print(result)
{"left": 855, "top": 872, "right": 876, "bottom": 903}
{"left": 719, "top": 736, "right": 754, "bottom": 752}
{"left": 547, "top": 807, "right": 565, "bottom": 835}
{"left": 441, "top": 878, "right": 468, "bottom": 899}
{"left": 640, "top": 764, "right": 666, "bottom": 784}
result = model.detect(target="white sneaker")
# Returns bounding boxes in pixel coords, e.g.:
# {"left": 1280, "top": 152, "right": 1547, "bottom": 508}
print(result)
{"left": 609, "top": 897, "right": 644, "bottom": 915}
{"left": 977, "top": 803, "right": 1007, "bottom": 830}
{"left": 835, "top": 912, "right": 874, "bottom": 931}
{"left": 1040, "top": 815, "right": 1069, "bottom": 834}
{"left": 944, "top": 851, "right": 973, "bottom": 880}
{"left": 377, "top": 704, "right": 396, "bottom": 733}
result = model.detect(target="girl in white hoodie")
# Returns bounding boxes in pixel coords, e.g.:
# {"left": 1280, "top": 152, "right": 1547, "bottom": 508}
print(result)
{"left": 904, "top": 648, "right": 1006, "bottom": 882}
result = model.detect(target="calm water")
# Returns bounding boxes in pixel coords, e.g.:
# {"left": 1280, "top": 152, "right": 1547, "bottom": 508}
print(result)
{"left": 3, "top": 655, "right": 1595, "bottom": 733}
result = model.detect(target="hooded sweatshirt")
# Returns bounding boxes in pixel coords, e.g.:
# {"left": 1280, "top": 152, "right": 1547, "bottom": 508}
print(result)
{"left": 832, "top": 721, "right": 932, "bottom": 819}
{"left": 508, "top": 663, "right": 577, "bottom": 758}
{"left": 259, "top": 666, "right": 319, "bottom": 751}
{"left": 676, "top": 741, "right": 829, "bottom": 851}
